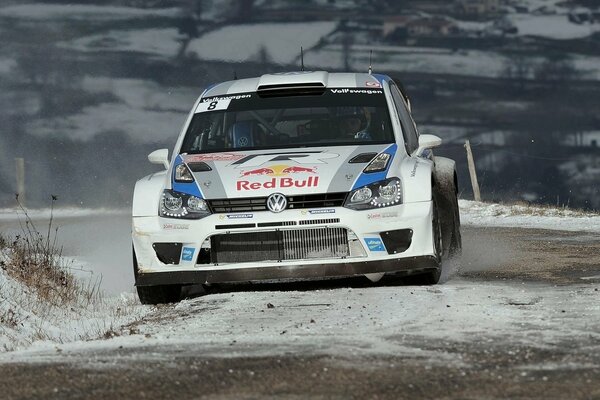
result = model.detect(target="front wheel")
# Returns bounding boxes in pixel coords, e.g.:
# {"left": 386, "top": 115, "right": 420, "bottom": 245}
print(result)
{"left": 412, "top": 198, "right": 443, "bottom": 285}
{"left": 133, "top": 245, "right": 182, "bottom": 304}
{"left": 137, "top": 284, "right": 182, "bottom": 305}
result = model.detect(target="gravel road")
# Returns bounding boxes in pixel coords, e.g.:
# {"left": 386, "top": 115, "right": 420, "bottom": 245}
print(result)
{"left": 0, "top": 225, "right": 599, "bottom": 399}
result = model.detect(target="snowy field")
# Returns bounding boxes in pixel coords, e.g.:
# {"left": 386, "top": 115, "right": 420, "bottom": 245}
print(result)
{"left": 0, "top": 255, "right": 148, "bottom": 352}
{"left": 0, "top": 4, "right": 179, "bottom": 21}
{"left": 186, "top": 22, "right": 337, "bottom": 64}
{"left": 65, "top": 28, "right": 182, "bottom": 58}
{"left": 26, "top": 77, "right": 197, "bottom": 143}
{"left": 460, "top": 200, "right": 600, "bottom": 233}
{"left": 507, "top": 14, "right": 600, "bottom": 40}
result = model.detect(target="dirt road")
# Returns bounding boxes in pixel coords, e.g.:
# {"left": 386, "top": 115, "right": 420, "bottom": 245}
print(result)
{"left": 0, "top": 226, "right": 599, "bottom": 399}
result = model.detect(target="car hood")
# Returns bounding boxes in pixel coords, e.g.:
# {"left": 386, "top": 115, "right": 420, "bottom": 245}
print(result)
{"left": 181, "top": 144, "right": 394, "bottom": 199}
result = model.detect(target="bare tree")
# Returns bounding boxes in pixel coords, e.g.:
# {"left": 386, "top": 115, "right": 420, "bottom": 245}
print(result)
{"left": 501, "top": 52, "right": 533, "bottom": 93}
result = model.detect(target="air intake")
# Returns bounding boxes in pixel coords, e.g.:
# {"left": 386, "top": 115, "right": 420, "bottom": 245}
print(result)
{"left": 256, "top": 71, "right": 328, "bottom": 98}
{"left": 257, "top": 82, "right": 325, "bottom": 98}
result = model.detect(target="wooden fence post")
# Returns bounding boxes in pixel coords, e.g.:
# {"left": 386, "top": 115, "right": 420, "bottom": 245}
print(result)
{"left": 464, "top": 140, "right": 481, "bottom": 202}
{"left": 15, "top": 157, "right": 25, "bottom": 207}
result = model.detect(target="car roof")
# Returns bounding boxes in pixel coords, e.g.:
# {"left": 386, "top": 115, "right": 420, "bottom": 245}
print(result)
{"left": 202, "top": 71, "right": 391, "bottom": 98}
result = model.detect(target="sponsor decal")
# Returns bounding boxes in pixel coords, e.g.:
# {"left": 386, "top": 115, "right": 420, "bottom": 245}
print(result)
{"left": 367, "top": 211, "right": 398, "bottom": 220}
{"left": 201, "top": 94, "right": 252, "bottom": 103}
{"left": 330, "top": 88, "right": 383, "bottom": 95}
{"left": 236, "top": 163, "right": 320, "bottom": 191}
{"left": 181, "top": 247, "right": 195, "bottom": 262}
{"left": 308, "top": 209, "right": 335, "bottom": 215}
{"left": 240, "top": 164, "right": 317, "bottom": 177}
{"left": 365, "top": 81, "right": 382, "bottom": 88}
{"left": 364, "top": 238, "right": 386, "bottom": 252}
{"left": 218, "top": 213, "right": 253, "bottom": 220}
{"left": 185, "top": 153, "right": 245, "bottom": 162}
{"left": 410, "top": 160, "right": 420, "bottom": 178}
{"left": 195, "top": 98, "right": 231, "bottom": 113}
{"left": 163, "top": 223, "right": 190, "bottom": 230}
{"left": 232, "top": 151, "right": 338, "bottom": 168}
{"left": 237, "top": 176, "right": 319, "bottom": 191}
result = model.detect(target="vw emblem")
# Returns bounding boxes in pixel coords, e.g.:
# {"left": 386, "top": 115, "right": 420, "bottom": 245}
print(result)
{"left": 266, "top": 193, "right": 287, "bottom": 213}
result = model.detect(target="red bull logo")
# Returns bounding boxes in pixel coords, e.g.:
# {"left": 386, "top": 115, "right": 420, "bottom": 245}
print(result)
{"left": 239, "top": 164, "right": 317, "bottom": 177}
{"left": 237, "top": 164, "right": 319, "bottom": 191}
{"left": 237, "top": 176, "right": 319, "bottom": 191}
{"left": 282, "top": 166, "right": 317, "bottom": 174}
{"left": 240, "top": 167, "right": 275, "bottom": 177}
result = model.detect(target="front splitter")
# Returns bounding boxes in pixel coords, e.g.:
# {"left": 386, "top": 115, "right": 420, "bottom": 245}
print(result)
{"left": 135, "top": 256, "right": 439, "bottom": 286}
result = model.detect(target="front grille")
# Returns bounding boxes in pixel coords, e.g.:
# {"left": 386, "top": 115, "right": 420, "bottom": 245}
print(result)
{"left": 210, "top": 227, "right": 349, "bottom": 264}
{"left": 208, "top": 193, "right": 347, "bottom": 213}
{"left": 209, "top": 197, "right": 267, "bottom": 213}
{"left": 287, "top": 193, "right": 347, "bottom": 209}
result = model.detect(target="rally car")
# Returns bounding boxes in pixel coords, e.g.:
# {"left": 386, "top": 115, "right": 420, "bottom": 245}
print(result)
{"left": 132, "top": 71, "right": 461, "bottom": 304}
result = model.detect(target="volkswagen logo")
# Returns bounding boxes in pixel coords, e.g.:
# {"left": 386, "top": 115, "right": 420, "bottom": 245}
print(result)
{"left": 266, "top": 193, "right": 287, "bottom": 213}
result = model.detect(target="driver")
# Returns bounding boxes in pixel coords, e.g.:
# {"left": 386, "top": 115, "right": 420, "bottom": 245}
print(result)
{"left": 337, "top": 107, "right": 372, "bottom": 140}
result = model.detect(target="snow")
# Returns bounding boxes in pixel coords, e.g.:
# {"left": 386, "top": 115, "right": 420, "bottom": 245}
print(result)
{"left": 305, "top": 45, "right": 508, "bottom": 78}
{"left": 186, "top": 22, "right": 337, "bottom": 64}
{"left": 62, "top": 22, "right": 337, "bottom": 64}
{"left": 0, "top": 265, "right": 148, "bottom": 352}
{"left": 27, "top": 77, "right": 198, "bottom": 143}
{"left": 1, "top": 279, "right": 598, "bottom": 365}
{"left": 0, "top": 4, "right": 179, "bottom": 21}
{"left": 0, "top": 58, "right": 15, "bottom": 75}
{"left": 56, "top": 21, "right": 600, "bottom": 81}
{"left": 0, "top": 200, "right": 598, "bottom": 358}
{"left": 64, "top": 28, "right": 182, "bottom": 58}
{"left": 460, "top": 200, "right": 600, "bottom": 233}
{"left": 507, "top": 14, "right": 600, "bottom": 40}
{"left": 0, "top": 207, "right": 127, "bottom": 221}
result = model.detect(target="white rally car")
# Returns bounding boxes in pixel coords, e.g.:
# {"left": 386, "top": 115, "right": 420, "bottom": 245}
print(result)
{"left": 132, "top": 71, "right": 461, "bottom": 304}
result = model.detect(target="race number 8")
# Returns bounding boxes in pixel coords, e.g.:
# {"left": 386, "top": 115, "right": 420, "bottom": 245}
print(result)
{"left": 195, "top": 98, "right": 232, "bottom": 113}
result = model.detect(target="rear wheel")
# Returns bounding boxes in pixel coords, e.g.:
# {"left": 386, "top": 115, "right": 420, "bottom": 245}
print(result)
{"left": 133, "top": 245, "right": 182, "bottom": 305}
{"left": 433, "top": 162, "right": 462, "bottom": 258}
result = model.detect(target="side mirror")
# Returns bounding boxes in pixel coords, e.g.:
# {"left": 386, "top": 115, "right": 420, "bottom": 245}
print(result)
{"left": 414, "top": 134, "right": 442, "bottom": 157}
{"left": 148, "top": 149, "right": 170, "bottom": 170}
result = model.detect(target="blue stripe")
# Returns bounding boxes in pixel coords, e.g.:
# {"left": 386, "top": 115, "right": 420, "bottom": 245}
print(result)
{"left": 351, "top": 144, "right": 397, "bottom": 190}
{"left": 203, "top": 82, "right": 218, "bottom": 92}
{"left": 372, "top": 73, "right": 391, "bottom": 85}
{"left": 172, "top": 155, "right": 204, "bottom": 198}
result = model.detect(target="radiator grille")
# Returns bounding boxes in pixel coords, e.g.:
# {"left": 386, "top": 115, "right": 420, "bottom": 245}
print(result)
{"left": 208, "top": 193, "right": 347, "bottom": 213}
{"left": 282, "top": 227, "right": 348, "bottom": 260}
{"left": 210, "top": 228, "right": 349, "bottom": 264}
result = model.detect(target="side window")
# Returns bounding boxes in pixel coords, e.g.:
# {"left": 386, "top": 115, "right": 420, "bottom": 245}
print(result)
{"left": 390, "top": 84, "right": 419, "bottom": 154}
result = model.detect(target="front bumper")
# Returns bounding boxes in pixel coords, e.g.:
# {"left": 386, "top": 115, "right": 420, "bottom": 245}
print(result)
{"left": 135, "top": 256, "right": 438, "bottom": 286}
{"left": 132, "top": 201, "right": 436, "bottom": 286}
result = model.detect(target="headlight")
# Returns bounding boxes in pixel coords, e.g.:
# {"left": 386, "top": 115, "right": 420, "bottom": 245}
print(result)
{"left": 159, "top": 189, "right": 211, "bottom": 219}
{"left": 344, "top": 178, "right": 402, "bottom": 210}
{"left": 364, "top": 153, "right": 391, "bottom": 173}
{"left": 174, "top": 163, "right": 194, "bottom": 183}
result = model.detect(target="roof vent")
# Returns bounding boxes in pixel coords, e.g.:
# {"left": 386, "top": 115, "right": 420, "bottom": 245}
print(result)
{"left": 256, "top": 71, "right": 328, "bottom": 98}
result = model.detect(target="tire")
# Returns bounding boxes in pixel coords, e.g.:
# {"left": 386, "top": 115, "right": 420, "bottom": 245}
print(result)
{"left": 412, "top": 195, "right": 443, "bottom": 285}
{"left": 132, "top": 245, "right": 182, "bottom": 305}
{"left": 137, "top": 284, "right": 182, "bottom": 305}
{"left": 433, "top": 159, "right": 462, "bottom": 258}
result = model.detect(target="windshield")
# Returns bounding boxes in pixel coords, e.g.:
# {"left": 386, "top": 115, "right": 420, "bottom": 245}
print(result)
{"left": 180, "top": 88, "right": 394, "bottom": 153}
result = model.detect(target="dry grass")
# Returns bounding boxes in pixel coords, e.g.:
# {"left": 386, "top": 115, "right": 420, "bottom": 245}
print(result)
{"left": 460, "top": 199, "right": 599, "bottom": 218}
{"left": 0, "top": 196, "right": 101, "bottom": 308}
{"left": 505, "top": 200, "right": 597, "bottom": 217}
{"left": 0, "top": 196, "right": 149, "bottom": 351}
